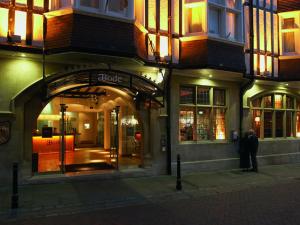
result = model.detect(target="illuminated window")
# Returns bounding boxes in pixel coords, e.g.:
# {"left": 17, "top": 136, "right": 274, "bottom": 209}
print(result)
{"left": 213, "top": 108, "right": 226, "bottom": 140}
{"left": 15, "top": 11, "right": 27, "bottom": 41}
{"left": 251, "top": 94, "right": 300, "bottom": 138}
{"left": 179, "top": 107, "right": 195, "bottom": 141}
{"left": 180, "top": 86, "right": 195, "bottom": 104}
{"left": 283, "top": 32, "right": 295, "bottom": 53}
{"left": 34, "top": 0, "right": 44, "bottom": 7}
{"left": 226, "top": 12, "right": 237, "bottom": 40}
{"left": 197, "top": 108, "right": 210, "bottom": 140}
{"left": 179, "top": 85, "right": 227, "bottom": 142}
{"left": 184, "top": 1, "right": 206, "bottom": 34}
{"left": 32, "top": 14, "right": 43, "bottom": 46}
{"left": 159, "top": 36, "right": 168, "bottom": 58}
{"left": 16, "top": 0, "right": 27, "bottom": 5}
{"left": 0, "top": 8, "right": 9, "bottom": 41}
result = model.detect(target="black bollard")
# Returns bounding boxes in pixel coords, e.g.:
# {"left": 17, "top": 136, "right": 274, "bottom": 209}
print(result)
{"left": 11, "top": 163, "right": 19, "bottom": 209}
{"left": 176, "top": 154, "right": 182, "bottom": 191}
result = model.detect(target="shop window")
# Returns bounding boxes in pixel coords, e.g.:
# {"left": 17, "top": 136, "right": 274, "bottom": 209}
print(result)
{"left": 253, "top": 110, "right": 261, "bottom": 138}
{"left": 251, "top": 94, "right": 300, "bottom": 139}
{"left": 213, "top": 89, "right": 225, "bottom": 106}
{"left": 179, "top": 85, "right": 227, "bottom": 142}
{"left": 213, "top": 108, "right": 226, "bottom": 140}
{"left": 196, "top": 108, "right": 210, "bottom": 140}
{"left": 184, "top": 0, "right": 206, "bottom": 34}
{"left": 180, "top": 86, "right": 195, "bottom": 104}
{"left": 286, "top": 96, "right": 294, "bottom": 109}
{"left": 297, "top": 112, "right": 300, "bottom": 137}
{"left": 286, "top": 112, "right": 293, "bottom": 137}
{"left": 252, "top": 97, "right": 262, "bottom": 108}
{"left": 275, "top": 111, "right": 284, "bottom": 137}
{"left": 274, "top": 94, "right": 283, "bottom": 109}
{"left": 197, "top": 87, "right": 210, "bottom": 105}
{"left": 179, "top": 107, "right": 195, "bottom": 141}
{"left": 263, "top": 95, "right": 273, "bottom": 108}
{"left": 264, "top": 111, "right": 273, "bottom": 138}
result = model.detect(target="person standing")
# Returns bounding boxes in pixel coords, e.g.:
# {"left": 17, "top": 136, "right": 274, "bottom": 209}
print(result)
{"left": 240, "top": 132, "right": 250, "bottom": 172}
{"left": 247, "top": 129, "right": 259, "bottom": 172}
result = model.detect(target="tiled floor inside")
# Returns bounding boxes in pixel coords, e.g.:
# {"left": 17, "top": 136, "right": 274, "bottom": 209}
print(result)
{"left": 38, "top": 148, "right": 141, "bottom": 173}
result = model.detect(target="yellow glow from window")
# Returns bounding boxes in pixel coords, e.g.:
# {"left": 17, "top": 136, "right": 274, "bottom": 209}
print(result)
{"left": 160, "top": 36, "right": 168, "bottom": 58}
{"left": 15, "top": 11, "right": 27, "bottom": 40}
{"left": 16, "top": 0, "right": 27, "bottom": 4}
{"left": 148, "top": 0, "right": 156, "bottom": 29}
{"left": 34, "top": 0, "right": 44, "bottom": 7}
{"left": 0, "top": 8, "right": 8, "bottom": 40}
{"left": 259, "top": 55, "right": 265, "bottom": 73}
{"left": 33, "top": 14, "right": 43, "bottom": 45}
{"left": 160, "top": 0, "right": 168, "bottom": 31}
{"left": 184, "top": 1, "right": 206, "bottom": 34}
{"left": 148, "top": 33, "right": 156, "bottom": 57}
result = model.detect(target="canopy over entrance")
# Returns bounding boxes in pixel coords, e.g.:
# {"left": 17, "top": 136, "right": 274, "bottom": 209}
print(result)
{"left": 45, "top": 69, "right": 164, "bottom": 106}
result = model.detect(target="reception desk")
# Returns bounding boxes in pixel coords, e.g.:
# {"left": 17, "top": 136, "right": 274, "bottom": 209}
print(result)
{"left": 32, "top": 135, "right": 74, "bottom": 154}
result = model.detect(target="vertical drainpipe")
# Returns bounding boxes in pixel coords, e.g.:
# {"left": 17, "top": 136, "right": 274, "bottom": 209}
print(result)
{"left": 240, "top": 0, "right": 255, "bottom": 143}
{"left": 166, "top": 0, "right": 172, "bottom": 175}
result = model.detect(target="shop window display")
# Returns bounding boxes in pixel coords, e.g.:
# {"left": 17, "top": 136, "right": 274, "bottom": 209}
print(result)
{"left": 251, "top": 94, "right": 300, "bottom": 138}
{"left": 179, "top": 85, "right": 227, "bottom": 142}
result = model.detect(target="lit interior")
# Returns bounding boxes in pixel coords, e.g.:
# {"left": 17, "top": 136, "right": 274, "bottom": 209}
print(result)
{"left": 184, "top": 1, "right": 206, "bottom": 34}
{"left": 34, "top": 0, "right": 44, "bottom": 8}
{"left": 33, "top": 14, "right": 43, "bottom": 44}
{"left": 0, "top": 8, "right": 8, "bottom": 40}
{"left": 15, "top": 10, "right": 27, "bottom": 40}
{"left": 160, "top": 36, "right": 168, "bottom": 58}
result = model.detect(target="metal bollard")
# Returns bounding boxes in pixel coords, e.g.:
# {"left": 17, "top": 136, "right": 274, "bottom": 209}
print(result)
{"left": 11, "top": 163, "right": 19, "bottom": 209}
{"left": 176, "top": 154, "right": 182, "bottom": 191}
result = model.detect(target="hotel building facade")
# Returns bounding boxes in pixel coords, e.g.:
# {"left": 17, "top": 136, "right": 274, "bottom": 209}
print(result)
{"left": 0, "top": 0, "right": 300, "bottom": 185}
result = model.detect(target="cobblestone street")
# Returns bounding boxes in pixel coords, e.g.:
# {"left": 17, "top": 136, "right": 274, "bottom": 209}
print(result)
{"left": 2, "top": 164, "right": 300, "bottom": 225}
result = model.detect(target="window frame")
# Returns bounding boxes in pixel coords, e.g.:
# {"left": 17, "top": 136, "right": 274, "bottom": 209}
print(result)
{"left": 251, "top": 93, "right": 300, "bottom": 139}
{"left": 179, "top": 85, "right": 227, "bottom": 143}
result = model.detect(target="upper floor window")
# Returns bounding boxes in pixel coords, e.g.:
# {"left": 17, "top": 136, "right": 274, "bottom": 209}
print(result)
{"left": 107, "top": 0, "right": 128, "bottom": 16}
{"left": 208, "top": 0, "right": 242, "bottom": 42}
{"left": 279, "top": 13, "right": 300, "bottom": 56}
{"left": 184, "top": 0, "right": 206, "bottom": 34}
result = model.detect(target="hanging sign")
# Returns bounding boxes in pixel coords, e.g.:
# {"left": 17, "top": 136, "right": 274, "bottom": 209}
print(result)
{"left": 0, "top": 121, "right": 11, "bottom": 145}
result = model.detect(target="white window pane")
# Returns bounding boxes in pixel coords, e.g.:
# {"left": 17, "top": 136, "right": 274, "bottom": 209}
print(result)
{"left": 15, "top": 11, "right": 27, "bottom": 41}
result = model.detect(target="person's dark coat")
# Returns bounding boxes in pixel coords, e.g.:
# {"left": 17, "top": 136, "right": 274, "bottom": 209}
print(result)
{"left": 247, "top": 133, "right": 259, "bottom": 171}
{"left": 239, "top": 133, "right": 250, "bottom": 169}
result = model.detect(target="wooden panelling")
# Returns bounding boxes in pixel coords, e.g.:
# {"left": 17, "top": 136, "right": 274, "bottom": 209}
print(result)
{"left": 279, "top": 58, "right": 300, "bottom": 80}
{"left": 134, "top": 26, "right": 147, "bottom": 59}
{"left": 180, "top": 39, "right": 245, "bottom": 72}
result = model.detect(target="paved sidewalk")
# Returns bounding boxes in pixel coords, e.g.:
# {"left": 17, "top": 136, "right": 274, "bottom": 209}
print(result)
{"left": 1, "top": 164, "right": 300, "bottom": 222}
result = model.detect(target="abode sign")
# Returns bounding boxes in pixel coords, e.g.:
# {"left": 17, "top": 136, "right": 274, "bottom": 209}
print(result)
{"left": 97, "top": 73, "right": 123, "bottom": 83}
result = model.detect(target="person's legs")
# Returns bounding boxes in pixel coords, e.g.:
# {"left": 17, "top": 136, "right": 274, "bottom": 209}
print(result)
{"left": 250, "top": 151, "right": 258, "bottom": 172}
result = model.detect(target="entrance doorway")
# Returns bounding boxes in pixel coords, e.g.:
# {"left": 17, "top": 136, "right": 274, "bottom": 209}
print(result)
{"left": 32, "top": 86, "right": 143, "bottom": 173}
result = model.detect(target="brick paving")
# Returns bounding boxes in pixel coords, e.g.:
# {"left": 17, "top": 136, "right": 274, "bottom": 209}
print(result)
{"left": 2, "top": 164, "right": 300, "bottom": 225}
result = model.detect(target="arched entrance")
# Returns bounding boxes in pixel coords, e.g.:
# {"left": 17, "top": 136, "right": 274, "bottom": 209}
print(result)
{"left": 19, "top": 69, "right": 163, "bottom": 175}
